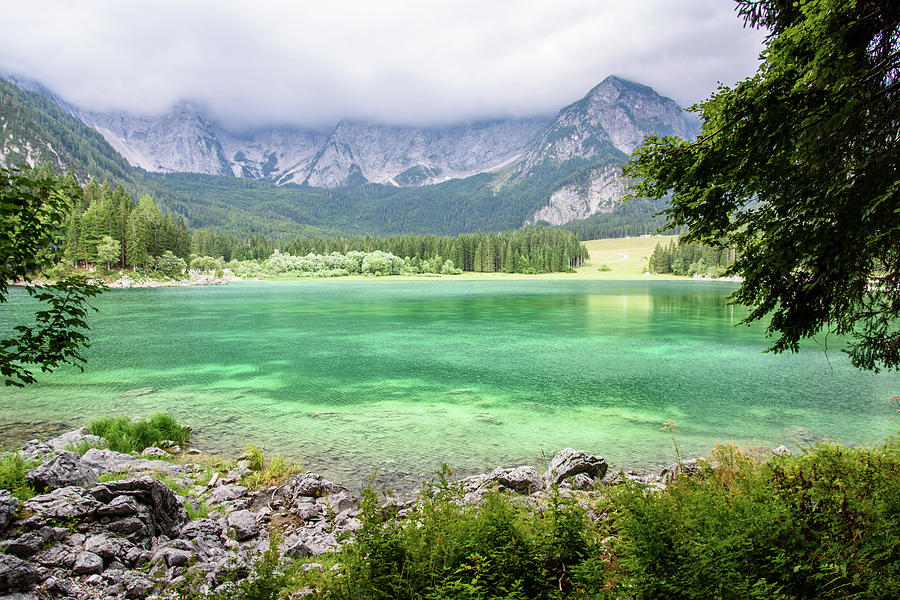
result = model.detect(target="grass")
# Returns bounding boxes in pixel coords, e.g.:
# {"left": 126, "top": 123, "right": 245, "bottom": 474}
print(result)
{"left": 0, "top": 452, "right": 39, "bottom": 501}
{"left": 242, "top": 443, "right": 303, "bottom": 490}
{"left": 88, "top": 412, "right": 190, "bottom": 454}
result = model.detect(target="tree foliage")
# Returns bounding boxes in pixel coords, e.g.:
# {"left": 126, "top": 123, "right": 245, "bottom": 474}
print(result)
{"left": 623, "top": 0, "right": 900, "bottom": 371}
{"left": 0, "top": 165, "right": 103, "bottom": 386}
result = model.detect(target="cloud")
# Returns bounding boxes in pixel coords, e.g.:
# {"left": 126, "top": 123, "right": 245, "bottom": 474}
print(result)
{"left": 0, "top": 0, "right": 765, "bottom": 129}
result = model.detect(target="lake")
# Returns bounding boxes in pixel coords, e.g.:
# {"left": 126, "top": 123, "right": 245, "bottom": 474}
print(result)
{"left": 1, "top": 279, "right": 897, "bottom": 489}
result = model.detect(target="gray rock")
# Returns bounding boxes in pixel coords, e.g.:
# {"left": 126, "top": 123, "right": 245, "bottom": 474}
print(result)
{"left": 96, "top": 494, "right": 140, "bottom": 517}
{"left": 91, "top": 477, "right": 189, "bottom": 537}
{"left": 25, "top": 486, "right": 101, "bottom": 520}
{"left": 151, "top": 546, "right": 193, "bottom": 568}
{"left": 85, "top": 534, "right": 135, "bottom": 563}
{"left": 32, "top": 544, "right": 77, "bottom": 569}
{"left": 207, "top": 484, "right": 248, "bottom": 505}
{"left": 489, "top": 466, "right": 543, "bottom": 494}
{"left": 226, "top": 510, "right": 259, "bottom": 541}
{"left": 545, "top": 448, "right": 608, "bottom": 484}
{"left": 80, "top": 448, "right": 183, "bottom": 477}
{"left": 45, "top": 428, "right": 105, "bottom": 452}
{"left": 179, "top": 518, "right": 223, "bottom": 543}
{"left": 0, "top": 490, "right": 17, "bottom": 530}
{"left": 25, "top": 451, "right": 98, "bottom": 492}
{"left": 18, "top": 440, "right": 52, "bottom": 462}
{"left": 292, "top": 499, "right": 323, "bottom": 521}
{"left": 140, "top": 446, "right": 169, "bottom": 458}
{"left": 282, "top": 535, "right": 311, "bottom": 558}
{"left": 322, "top": 490, "right": 356, "bottom": 514}
{"left": 570, "top": 473, "right": 595, "bottom": 490}
{"left": 0, "top": 554, "right": 40, "bottom": 593}
{"left": 44, "top": 575, "right": 77, "bottom": 597}
{"left": 289, "top": 473, "right": 345, "bottom": 498}
{"left": 72, "top": 551, "right": 103, "bottom": 575}
{"left": 122, "top": 570, "right": 154, "bottom": 598}
{"left": 772, "top": 445, "right": 791, "bottom": 456}
{"left": 660, "top": 459, "right": 704, "bottom": 482}
{"left": 0, "top": 531, "right": 49, "bottom": 558}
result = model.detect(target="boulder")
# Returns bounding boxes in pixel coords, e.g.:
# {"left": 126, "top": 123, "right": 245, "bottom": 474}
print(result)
{"left": 45, "top": 428, "right": 105, "bottom": 452}
{"left": 122, "top": 570, "right": 154, "bottom": 598}
{"left": 288, "top": 473, "right": 345, "bottom": 498}
{"left": 489, "top": 466, "right": 543, "bottom": 494}
{"left": 25, "top": 486, "right": 102, "bottom": 520}
{"left": 208, "top": 484, "right": 248, "bottom": 505}
{"left": 226, "top": 510, "right": 259, "bottom": 541}
{"left": 140, "top": 446, "right": 169, "bottom": 458}
{"left": 321, "top": 490, "right": 356, "bottom": 514}
{"left": 91, "top": 477, "right": 189, "bottom": 538}
{"left": 18, "top": 440, "right": 52, "bottom": 462}
{"left": 80, "top": 448, "right": 183, "bottom": 478}
{"left": 282, "top": 535, "right": 311, "bottom": 558}
{"left": 25, "top": 451, "right": 98, "bottom": 492}
{"left": 72, "top": 551, "right": 103, "bottom": 575}
{"left": 545, "top": 448, "right": 608, "bottom": 484}
{"left": 660, "top": 458, "right": 705, "bottom": 482}
{"left": 0, "top": 553, "right": 40, "bottom": 593}
{"left": 0, "top": 490, "right": 17, "bottom": 530}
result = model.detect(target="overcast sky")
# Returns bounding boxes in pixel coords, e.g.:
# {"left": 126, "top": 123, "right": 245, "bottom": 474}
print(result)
{"left": 0, "top": 0, "right": 765, "bottom": 130}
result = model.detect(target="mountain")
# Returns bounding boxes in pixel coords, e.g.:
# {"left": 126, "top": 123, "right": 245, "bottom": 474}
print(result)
{"left": 514, "top": 76, "right": 694, "bottom": 226}
{"left": 0, "top": 73, "right": 694, "bottom": 236}
{"left": 77, "top": 105, "right": 547, "bottom": 188}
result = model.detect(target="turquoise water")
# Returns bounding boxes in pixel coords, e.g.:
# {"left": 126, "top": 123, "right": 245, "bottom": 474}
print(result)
{"left": 1, "top": 280, "right": 897, "bottom": 489}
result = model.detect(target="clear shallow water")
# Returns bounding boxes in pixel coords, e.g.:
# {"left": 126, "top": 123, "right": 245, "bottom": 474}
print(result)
{"left": 1, "top": 280, "right": 897, "bottom": 490}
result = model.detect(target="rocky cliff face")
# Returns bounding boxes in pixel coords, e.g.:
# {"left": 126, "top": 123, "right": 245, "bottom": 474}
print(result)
{"left": 518, "top": 75, "right": 693, "bottom": 225}
{"left": 290, "top": 118, "right": 546, "bottom": 187}
{"left": 83, "top": 104, "right": 232, "bottom": 176}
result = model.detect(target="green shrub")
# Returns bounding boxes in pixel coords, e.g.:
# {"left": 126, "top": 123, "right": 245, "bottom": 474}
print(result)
{"left": 609, "top": 438, "right": 900, "bottom": 599}
{"left": 597, "top": 264, "right": 612, "bottom": 272}
{"left": 0, "top": 452, "right": 38, "bottom": 500}
{"left": 306, "top": 467, "right": 605, "bottom": 600}
{"left": 89, "top": 412, "right": 190, "bottom": 453}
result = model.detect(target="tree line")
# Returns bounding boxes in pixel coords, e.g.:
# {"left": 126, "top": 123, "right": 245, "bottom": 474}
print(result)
{"left": 648, "top": 240, "right": 737, "bottom": 277}
{"left": 55, "top": 178, "right": 589, "bottom": 276}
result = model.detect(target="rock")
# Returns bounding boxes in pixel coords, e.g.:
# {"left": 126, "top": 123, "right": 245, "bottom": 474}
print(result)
{"left": 292, "top": 499, "right": 324, "bottom": 521}
{"left": 570, "top": 473, "right": 595, "bottom": 490}
{"left": 322, "top": 490, "right": 356, "bottom": 514}
{"left": 140, "top": 446, "right": 169, "bottom": 458}
{"left": 282, "top": 535, "right": 311, "bottom": 558}
{"left": 81, "top": 448, "right": 183, "bottom": 478}
{"left": 151, "top": 546, "right": 193, "bottom": 568}
{"left": 0, "top": 554, "right": 40, "bottom": 593}
{"left": 84, "top": 534, "right": 135, "bottom": 563}
{"left": 72, "top": 551, "right": 103, "bottom": 575}
{"left": 179, "top": 518, "right": 223, "bottom": 543}
{"left": 45, "top": 428, "right": 105, "bottom": 452}
{"left": 32, "top": 544, "right": 77, "bottom": 569}
{"left": 44, "top": 575, "right": 77, "bottom": 597}
{"left": 545, "top": 448, "right": 608, "bottom": 484}
{"left": 288, "top": 473, "right": 345, "bottom": 498}
{"left": 25, "top": 451, "right": 98, "bottom": 492}
{"left": 25, "top": 486, "right": 102, "bottom": 520}
{"left": 122, "top": 570, "right": 154, "bottom": 598}
{"left": 226, "top": 510, "right": 259, "bottom": 541}
{"left": 0, "top": 531, "right": 50, "bottom": 558}
{"left": 489, "top": 466, "right": 543, "bottom": 494}
{"left": 92, "top": 477, "right": 189, "bottom": 537}
{"left": 0, "top": 490, "right": 17, "bottom": 530}
{"left": 660, "top": 459, "right": 704, "bottom": 482}
{"left": 96, "top": 494, "right": 140, "bottom": 517}
{"left": 772, "top": 445, "right": 791, "bottom": 456}
{"left": 208, "top": 484, "right": 248, "bottom": 505}
{"left": 18, "top": 440, "right": 52, "bottom": 462}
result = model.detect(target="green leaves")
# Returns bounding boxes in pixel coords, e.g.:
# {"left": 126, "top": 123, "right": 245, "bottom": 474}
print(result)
{"left": 1, "top": 165, "right": 105, "bottom": 386}
{"left": 623, "top": 0, "right": 900, "bottom": 371}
